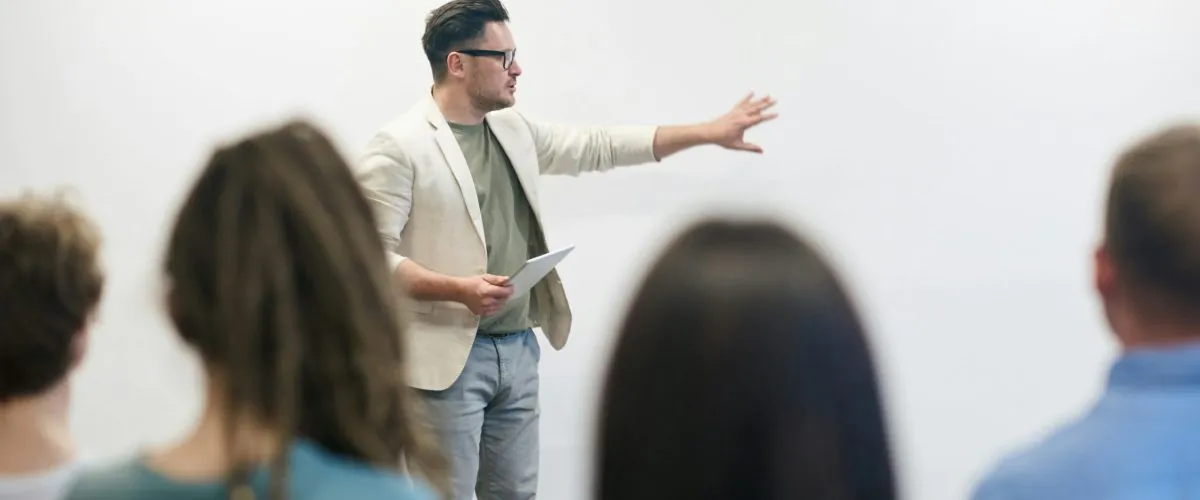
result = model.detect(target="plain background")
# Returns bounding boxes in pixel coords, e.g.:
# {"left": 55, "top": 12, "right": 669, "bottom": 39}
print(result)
{"left": 3, "top": 0, "right": 1199, "bottom": 498}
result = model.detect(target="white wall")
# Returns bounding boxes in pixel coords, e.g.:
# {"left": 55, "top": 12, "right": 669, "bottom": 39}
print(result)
{"left": 3, "top": 0, "right": 1199, "bottom": 498}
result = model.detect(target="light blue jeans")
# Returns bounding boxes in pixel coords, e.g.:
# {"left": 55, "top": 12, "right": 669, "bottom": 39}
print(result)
{"left": 419, "top": 329, "right": 541, "bottom": 500}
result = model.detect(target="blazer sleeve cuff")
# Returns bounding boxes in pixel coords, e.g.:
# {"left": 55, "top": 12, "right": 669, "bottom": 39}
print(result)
{"left": 609, "top": 125, "right": 660, "bottom": 165}
{"left": 386, "top": 251, "right": 407, "bottom": 273}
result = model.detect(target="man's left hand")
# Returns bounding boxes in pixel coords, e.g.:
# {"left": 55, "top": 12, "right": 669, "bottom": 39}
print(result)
{"left": 706, "top": 93, "right": 778, "bottom": 153}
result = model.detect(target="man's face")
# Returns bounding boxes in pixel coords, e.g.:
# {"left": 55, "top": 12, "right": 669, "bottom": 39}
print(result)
{"left": 461, "top": 21, "right": 522, "bottom": 112}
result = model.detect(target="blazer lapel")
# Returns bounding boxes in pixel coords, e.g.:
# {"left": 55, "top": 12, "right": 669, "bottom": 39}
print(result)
{"left": 424, "top": 98, "right": 487, "bottom": 247}
{"left": 485, "top": 115, "right": 543, "bottom": 223}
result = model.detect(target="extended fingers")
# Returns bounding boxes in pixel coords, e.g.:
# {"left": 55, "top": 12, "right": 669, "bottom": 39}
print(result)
{"left": 734, "top": 141, "right": 764, "bottom": 153}
{"left": 752, "top": 111, "right": 779, "bottom": 124}
{"left": 748, "top": 96, "right": 776, "bottom": 114}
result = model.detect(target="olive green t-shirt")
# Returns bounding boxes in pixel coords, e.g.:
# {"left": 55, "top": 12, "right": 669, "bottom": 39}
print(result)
{"left": 449, "top": 120, "right": 537, "bottom": 333}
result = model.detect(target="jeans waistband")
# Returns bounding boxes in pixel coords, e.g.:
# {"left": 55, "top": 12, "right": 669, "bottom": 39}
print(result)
{"left": 478, "top": 329, "right": 529, "bottom": 339}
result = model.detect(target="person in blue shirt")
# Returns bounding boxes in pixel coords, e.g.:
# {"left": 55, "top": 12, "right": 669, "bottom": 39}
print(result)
{"left": 67, "top": 120, "right": 445, "bottom": 500}
{"left": 972, "top": 123, "right": 1200, "bottom": 499}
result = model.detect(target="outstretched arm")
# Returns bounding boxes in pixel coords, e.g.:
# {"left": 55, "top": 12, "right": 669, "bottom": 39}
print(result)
{"left": 652, "top": 93, "right": 779, "bottom": 160}
{"left": 524, "top": 92, "right": 778, "bottom": 176}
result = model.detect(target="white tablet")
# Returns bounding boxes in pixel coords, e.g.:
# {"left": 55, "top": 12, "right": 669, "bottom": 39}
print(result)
{"left": 506, "top": 245, "right": 576, "bottom": 299}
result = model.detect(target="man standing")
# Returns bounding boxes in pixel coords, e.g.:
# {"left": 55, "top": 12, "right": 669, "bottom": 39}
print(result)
{"left": 971, "top": 124, "right": 1200, "bottom": 499}
{"left": 355, "top": 0, "right": 776, "bottom": 498}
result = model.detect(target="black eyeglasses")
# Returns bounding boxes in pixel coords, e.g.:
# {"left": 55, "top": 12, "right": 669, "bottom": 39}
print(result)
{"left": 456, "top": 48, "right": 516, "bottom": 69}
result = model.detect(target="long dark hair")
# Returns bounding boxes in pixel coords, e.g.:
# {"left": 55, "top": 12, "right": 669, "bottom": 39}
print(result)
{"left": 163, "top": 120, "right": 445, "bottom": 498}
{"left": 596, "top": 218, "right": 896, "bottom": 500}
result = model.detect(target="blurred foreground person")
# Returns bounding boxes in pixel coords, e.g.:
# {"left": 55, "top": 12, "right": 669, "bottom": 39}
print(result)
{"left": 0, "top": 193, "right": 104, "bottom": 500}
{"left": 67, "top": 121, "right": 445, "bottom": 500}
{"left": 972, "top": 124, "right": 1200, "bottom": 499}
{"left": 595, "top": 218, "right": 897, "bottom": 500}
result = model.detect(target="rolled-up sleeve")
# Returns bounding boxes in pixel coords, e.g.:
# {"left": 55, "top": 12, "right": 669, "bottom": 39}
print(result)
{"left": 517, "top": 111, "right": 659, "bottom": 176}
{"left": 355, "top": 134, "right": 414, "bottom": 272}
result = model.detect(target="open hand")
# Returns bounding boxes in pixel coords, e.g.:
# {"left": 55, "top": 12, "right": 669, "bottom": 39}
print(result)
{"left": 707, "top": 92, "right": 778, "bottom": 153}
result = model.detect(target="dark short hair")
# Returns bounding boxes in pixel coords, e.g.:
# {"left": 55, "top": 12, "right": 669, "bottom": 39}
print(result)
{"left": 0, "top": 192, "right": 104, "bottom": 402}
{"left": 596, "top": 218, "right": 897, "bottom": 500}
{"left": 422, "top": 0, "right": 509, "bottom": 82}
{"left": 1104, "top": 123, "right": 1200, "bottom": 322}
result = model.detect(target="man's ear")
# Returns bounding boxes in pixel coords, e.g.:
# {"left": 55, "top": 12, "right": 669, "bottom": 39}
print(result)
{"left": 68, "top": 313, "right": 95, "bottom": 371}
{"left": 446, "top": 52, "right": 466, "bottom": 79}
{"left": 1095, "top": 243, "right": 1117, "bottom": 302}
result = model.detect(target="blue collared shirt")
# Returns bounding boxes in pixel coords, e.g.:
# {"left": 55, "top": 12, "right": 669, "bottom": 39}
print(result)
{"left": 971, "top": 341, "right": 1200, "bottom": 499}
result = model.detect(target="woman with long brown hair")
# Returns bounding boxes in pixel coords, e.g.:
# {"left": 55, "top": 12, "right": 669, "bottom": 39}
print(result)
{"left": 67, "top": 120, "right": 445, "bottom": 499}
{"left": 596, "top": 218, "right": 897, "bottom": 500}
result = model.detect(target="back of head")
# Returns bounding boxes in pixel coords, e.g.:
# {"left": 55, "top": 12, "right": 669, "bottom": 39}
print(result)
{"left": 163, "top": 120, "right": 442, "bottom": 496}
{"left": 596, "top": 219, "right": 896, "bottom": 500}
{"left": 422, "top": 0, "right": 509, "bottom": 82}
{"left": 0, "top": 192, "right": 103, "bottom": 404}
{"left": 1103, "top": 123, "right": 1200, "bottom": 329}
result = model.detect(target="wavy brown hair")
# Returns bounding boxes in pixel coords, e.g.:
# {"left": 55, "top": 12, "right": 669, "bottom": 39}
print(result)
{"left": 0, "top": 191, "right": 103, "bottom": 402}
{"left": 163, "top": 120, "right": 445, "bottom": 498}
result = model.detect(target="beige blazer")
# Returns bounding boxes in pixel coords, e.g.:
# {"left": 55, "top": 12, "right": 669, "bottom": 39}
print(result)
{"left": 355, "top": 95, "right": 658, "bottom": 391}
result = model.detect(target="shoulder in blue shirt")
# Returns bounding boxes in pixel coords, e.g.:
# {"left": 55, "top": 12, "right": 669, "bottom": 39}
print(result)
{"left": 972, "top": 342, "right": 1200, "bottom": 500}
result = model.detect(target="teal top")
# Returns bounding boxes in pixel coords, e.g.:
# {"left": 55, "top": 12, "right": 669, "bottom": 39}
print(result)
{"left": 65, "top": 439, "right": 437, "bottom": 500}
